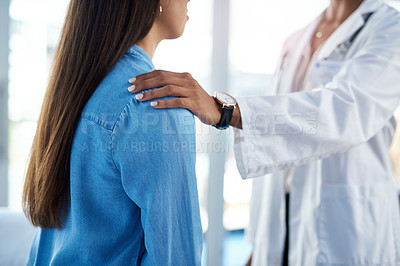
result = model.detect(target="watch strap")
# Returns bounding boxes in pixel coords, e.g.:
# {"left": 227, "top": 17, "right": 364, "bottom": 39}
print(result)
{"left": 213, "top": 106, "right": 234, "bottom": 130}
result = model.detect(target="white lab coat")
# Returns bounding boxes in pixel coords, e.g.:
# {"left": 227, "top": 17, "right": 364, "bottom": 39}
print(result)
{"left": 233, "top": 0, "right": 400, "bottom": 265}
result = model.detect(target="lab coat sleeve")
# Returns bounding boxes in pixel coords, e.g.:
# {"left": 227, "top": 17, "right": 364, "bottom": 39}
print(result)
{"left": 234, "top": 21, "right": 400, "bottom": 179}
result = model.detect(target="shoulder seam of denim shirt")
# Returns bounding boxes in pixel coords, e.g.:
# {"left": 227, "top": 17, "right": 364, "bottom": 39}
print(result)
{"left": 109, "top": 87, "right": 174, "bottom": 174}
{"left": 81, "top": 114, "right": 114, "bottom": 132}
{"left": 110, "top": 97, "right": 138, "bottom": 175}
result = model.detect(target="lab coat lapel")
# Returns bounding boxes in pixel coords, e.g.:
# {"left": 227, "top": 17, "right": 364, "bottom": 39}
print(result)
{"left": 316, "top": 0, "right": 383, "bottom": 60}
{"left": 280, "top": 16, "right": 322, "bottom": 94}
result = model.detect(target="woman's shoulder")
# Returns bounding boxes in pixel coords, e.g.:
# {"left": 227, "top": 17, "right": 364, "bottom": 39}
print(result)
{"left": 81, "top": 51, "right": 154, "bottom": 130}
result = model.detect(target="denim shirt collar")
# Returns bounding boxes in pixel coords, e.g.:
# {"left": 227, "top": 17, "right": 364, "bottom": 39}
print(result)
{"left": 127, "top": 45, "right": 154, "bottom": 70}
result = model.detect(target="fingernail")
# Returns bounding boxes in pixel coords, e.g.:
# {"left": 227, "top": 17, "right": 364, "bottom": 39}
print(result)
{"left": 151, "top": 102, "right": 158, "bottom": 107}
{"left": 135, "top": 94, "right": 143, "bottom": 100}
{"left": 129, "top": 77, "right": 136, "bottom": 84}
{"left": 128, "top": 85, "right": 135, "bottom": 92}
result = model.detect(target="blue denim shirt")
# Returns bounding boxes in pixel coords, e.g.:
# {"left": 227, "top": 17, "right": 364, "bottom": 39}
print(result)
{"left": 27, "top": 45, "right": 202, "bottom": 265}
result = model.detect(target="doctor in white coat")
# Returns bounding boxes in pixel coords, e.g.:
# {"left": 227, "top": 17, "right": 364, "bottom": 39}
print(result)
{"left": 129, "top": 0, "right": 400, "bottom": 265}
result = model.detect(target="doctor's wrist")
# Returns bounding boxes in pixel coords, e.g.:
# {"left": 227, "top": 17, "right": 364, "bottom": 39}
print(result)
{"left": 211, "top": 96, "right": 242, "bottom": 130}
{"left": 208, "top": 97, "right": 223, "bottom": 125}
{"left": 230, "top": 105, "right": 242, "bottom": 129}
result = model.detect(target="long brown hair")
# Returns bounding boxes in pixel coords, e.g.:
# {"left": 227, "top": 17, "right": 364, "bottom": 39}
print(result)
{"left": 23, "top": 0, "right": 160, "bottom": 229}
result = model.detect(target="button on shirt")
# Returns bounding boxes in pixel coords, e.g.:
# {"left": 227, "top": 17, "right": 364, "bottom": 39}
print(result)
{"left": 26, "top": 45, "right": 203, "bottom": 266}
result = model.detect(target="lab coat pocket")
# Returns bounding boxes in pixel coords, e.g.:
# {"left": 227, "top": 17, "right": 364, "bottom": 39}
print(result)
{"left": 308, "top": 60, "right": 344, "bottom": 89}
{"left": 317, "top": 183, "right": 397, "bottom": 265}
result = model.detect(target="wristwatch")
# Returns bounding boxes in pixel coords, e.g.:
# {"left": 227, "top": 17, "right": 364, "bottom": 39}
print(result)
{"left": 213, "top": 92, "right": 237, "bottom": 130}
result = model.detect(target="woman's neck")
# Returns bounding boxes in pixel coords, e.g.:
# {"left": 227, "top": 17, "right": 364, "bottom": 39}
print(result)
{"left": 136, "top": 26, "right": 163, "bottom": 60}
{"left": 326, "top": 0, "right": 364, "bottom": 24}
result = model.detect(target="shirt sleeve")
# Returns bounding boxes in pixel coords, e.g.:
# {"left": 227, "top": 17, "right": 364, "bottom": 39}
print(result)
{"left": 112, "top": 99, "right": 202, "bottom": 265}
{"left": 234, "top": 17, "right": 400, "bottom": 179}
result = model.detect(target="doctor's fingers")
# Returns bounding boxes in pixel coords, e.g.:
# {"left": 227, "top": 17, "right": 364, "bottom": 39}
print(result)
{"left": 134, "top": 85, "right": 190, "bottom": 102}
{"left": 128, "top": 70, "right": 193, "bottom": 93}
{"left": 150, "top": 98, "right": 190, "bottom": 110}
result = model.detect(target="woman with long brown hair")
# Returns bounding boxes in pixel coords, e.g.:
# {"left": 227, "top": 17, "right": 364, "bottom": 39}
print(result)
{"left": 23, "top": 0, "right": 201, "bottom": 265}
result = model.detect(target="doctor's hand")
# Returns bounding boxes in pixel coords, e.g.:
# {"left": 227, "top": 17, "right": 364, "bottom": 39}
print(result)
{"left": 128, "top": 70, "right": 242, "bottom": 128}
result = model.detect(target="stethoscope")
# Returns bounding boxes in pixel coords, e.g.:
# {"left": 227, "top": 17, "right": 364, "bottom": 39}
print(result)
{"left": 273, "top": 11, "right": 375, "bottom": 94}
{"left": 330, "top": 12, "right": 375, "bottom": 59}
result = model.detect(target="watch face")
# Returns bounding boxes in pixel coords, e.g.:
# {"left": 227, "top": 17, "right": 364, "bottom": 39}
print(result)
{"left": 215, "top": 92, "right": 237, "bottom": 106}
